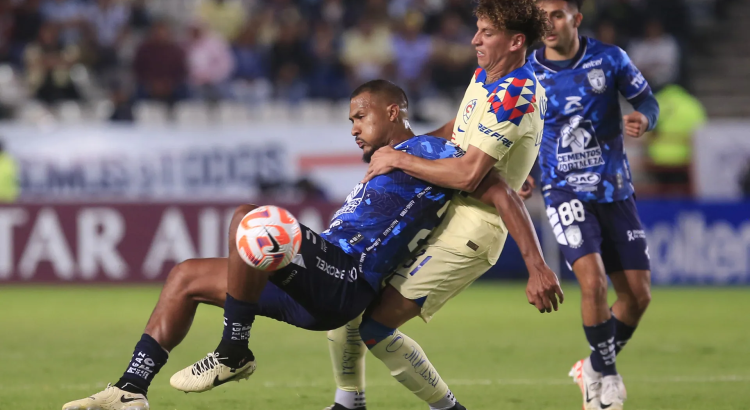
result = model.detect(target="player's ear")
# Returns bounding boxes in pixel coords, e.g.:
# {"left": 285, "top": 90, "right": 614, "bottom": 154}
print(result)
{"left": 573, "top": 12, "right": 583, "bottom": 28}
{"left": 510, "top": 33, "right": 525, "bottom": 51}
{"left": 387, "top": 103, "right": 400, "bottom": 122}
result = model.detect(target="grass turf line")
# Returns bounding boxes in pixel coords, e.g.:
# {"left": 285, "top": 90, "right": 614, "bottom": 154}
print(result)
{"left": 1, "top": 283, "right": 748, "bottom": 410}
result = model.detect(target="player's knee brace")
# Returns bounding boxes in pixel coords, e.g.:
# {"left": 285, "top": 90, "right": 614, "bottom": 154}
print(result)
{"left": 359, "top": 317, "right": 396, "bottom": 349}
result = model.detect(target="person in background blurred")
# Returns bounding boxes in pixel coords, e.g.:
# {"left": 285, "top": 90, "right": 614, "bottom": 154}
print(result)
{"left": 24, "top": 22, "right": 82, "bottom": 104}
{"left": 185, "top": 20, "right": 234, "bottom": 102}
{"left": 84, "top": 0, "right": 130, "bottom": 74}
{"left": 627, "top": 18, "right": 680, "bottom": 91}
{"left": 594, "top": 19, "right": 620, "bottom": 47}
{"left": 133, "top": 20, "right": 188, "bottom": 105}
{"left": 8, "top": 0, "right": 44, "bottom": 66}
{"left": 269, "top": 19, "right": 310, "bottom": 102}
{"left": 392, "top": 10, "right": 432, "bottom": 120}
{"left": 646, "top": 84, "right": 706, "bottom": 195}
{"left": 108, "top": 81, "right": 134, "bottom": 122}
{"left": 0, "top": 138, "right": 18, "bottom": 203}
{"left": 313, "top": 0, "right": 346, "bottom": 28}
{"left": 741, "top": 163, "right": 750, "bottom": 197}
{"left": 430, "top": 12, "right": 475, "bottom": 99}
{"left": 128, "top": 0, "right": 151, "bottom": 32}
{"left": 230, "top": 23, "right": 271, "bottom": 105}
{"left": 40, "top": 0, "right": 85, "bottom": 46}
{"left": 341, "top": 17, "right": 394, "bottom": 88}
{"left": 0, "top": 0, "right": 12, "bottom": 63}
{"left": 308, "top": 23, "right": 348, "bottom": 101}
{"left": 596, "top": 0, "right": 645, "bottom": 44}
{"left": 196, "top": 0, "right": 247, "bottom": 42}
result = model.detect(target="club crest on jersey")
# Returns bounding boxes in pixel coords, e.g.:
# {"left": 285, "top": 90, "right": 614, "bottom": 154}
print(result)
{"left": 565, "top": 225, "right": 583, "bottom": 248}
{"left": 333, "top": 182, "right": 368, "bottom": 219}
{"left": 463, "top": 99, "right": 477, "bottom": 123}
{"left": 557, "top": 115, "right": 604, "bottom": 173}
{"left": 587, "top": 69, "right": 606, "bottom": 93}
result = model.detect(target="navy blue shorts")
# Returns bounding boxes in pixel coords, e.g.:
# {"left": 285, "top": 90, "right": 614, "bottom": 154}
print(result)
{"left": 544, "top": 192, "right": 650, "bottom": 273}
{"left": 259, "top": 224, "right": 377, "bottom": 331}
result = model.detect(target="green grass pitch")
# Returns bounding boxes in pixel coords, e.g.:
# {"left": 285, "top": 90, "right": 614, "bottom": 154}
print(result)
{"left": 1, "top": 283, "right": 748, "bottom": 410}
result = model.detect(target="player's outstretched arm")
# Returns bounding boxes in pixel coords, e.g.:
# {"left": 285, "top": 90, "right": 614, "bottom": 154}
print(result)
{"left": 362, "top": 145, "right": 496, "bottom": 193}
{"left": 472, "top": 170, "right": 564, "bottom": 313}
{"left": 426, "top": 118, "right": 456, "bottom": 140}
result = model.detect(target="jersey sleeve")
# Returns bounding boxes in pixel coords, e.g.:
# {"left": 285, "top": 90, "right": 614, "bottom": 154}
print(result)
{"left": 467, "top": 78, "right": 537, "bottom": 160}
{"left": 614, "top": 47, "right": 651, "bottom": 102}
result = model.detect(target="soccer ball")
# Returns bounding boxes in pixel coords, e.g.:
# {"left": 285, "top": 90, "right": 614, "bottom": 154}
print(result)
{"left": 235, "top": 205, "right": 302, "bottom": 271}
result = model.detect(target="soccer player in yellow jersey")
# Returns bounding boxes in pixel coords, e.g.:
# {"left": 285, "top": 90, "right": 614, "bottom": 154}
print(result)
{"left": 323, "top": 1, "right": 562, "bottom": 410}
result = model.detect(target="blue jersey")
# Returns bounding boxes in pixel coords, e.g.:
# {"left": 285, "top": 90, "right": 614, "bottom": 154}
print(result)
{"left": 530, "top": 37, "right": 651, "bottom": 203}
{"left": 321, "top": 135, "right": 460, "bottom": 289}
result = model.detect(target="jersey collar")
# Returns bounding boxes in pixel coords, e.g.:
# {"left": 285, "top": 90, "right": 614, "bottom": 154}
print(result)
{"left": 533, "top": 36, "right": 588, "bottom": 73}
{"left": 475, "top": 61, "right": 534, "bottom": 93}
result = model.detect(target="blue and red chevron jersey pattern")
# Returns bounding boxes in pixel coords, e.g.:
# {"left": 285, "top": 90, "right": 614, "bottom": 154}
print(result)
{"left": 530, "top": 37, "right": 651, "bottom": 203}
{"left": 320, "top": 135, "right": 460, "bottom": 289}
{"left": 475, "top": 63, "right": 539, "bottom": 127}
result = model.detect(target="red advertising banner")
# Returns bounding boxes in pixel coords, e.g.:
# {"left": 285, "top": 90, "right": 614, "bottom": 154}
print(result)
{"left": 0, "top": 202, "right": 339, "bottom": 283}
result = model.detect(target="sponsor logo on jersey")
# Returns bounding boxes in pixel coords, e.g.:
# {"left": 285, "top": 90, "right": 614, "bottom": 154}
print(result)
{"left": 322, "top": 219, "right": 342, "bottom": 235}
{"left": 564, "top": 96, "right": 583, "bottom": 115}
{"left": 557, "top": 115, "right": 605, "bottom": 172}
{"left": 463, "top": 99, "right": 477, "bottom": 123}
{"left": 630, "top": 70, "right": 646, "bottom": 89}
{"left": 316, "top": 256, "right": 357, "bottom": 281}
{"left": 348, "top": 232, "right": 364, "bottom": 245}
{"left": 565, "top": 225, "right": 583, "bottom": 248}
{"left": 333, "top": 182, "right": 368, "bottom": 219}
{"left": 582, "top": 58, "right": 603, "bottom": 69}
{"left": 478, "top": 123, "right": 514, "bottom": 148}
{"left": 627, "top": 230, "right": 646, "bottom": 241}
{"left": 587, "top": 68, "right": 607, "bottom": 93}
{"left": 566, "top": 172, "right": 601, "bottom": 192}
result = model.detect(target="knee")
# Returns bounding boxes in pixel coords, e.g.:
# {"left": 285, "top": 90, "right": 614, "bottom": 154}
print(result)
{"left": 579, "top": 273, "right": 608, "bottom": 302}
{"left": 165, "top": 259, "right": 201, "bottom": 297}
{"left": 634, "top": 289, "right": 652, "bottom": 315}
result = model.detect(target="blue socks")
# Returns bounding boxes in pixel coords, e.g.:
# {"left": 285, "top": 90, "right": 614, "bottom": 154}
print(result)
{"left": 116, "top": 333, "right": 168, "bottom": 395}
{"left": 221, "top": 293, "right": 258, "bottom": 346}
{"left": 584, "top": 317, "right": 617, "bottom": 376}
{"left": 613, "top": 314, "right": 637, "bottom": 355}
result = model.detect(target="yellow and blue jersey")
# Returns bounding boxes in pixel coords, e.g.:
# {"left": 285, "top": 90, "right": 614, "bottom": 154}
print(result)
{"left": 434, "top": 61, "right": 545, "bottom": 264}
{"left": 531, "top": 36, "right": 654, "bottom": 203}
{"left": 321, "top": 135, "right": 460, "bottom": 289}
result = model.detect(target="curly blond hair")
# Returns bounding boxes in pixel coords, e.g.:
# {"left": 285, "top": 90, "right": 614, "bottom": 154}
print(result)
{"left": 475, "top": 0, "right": 551, "bottom": 46}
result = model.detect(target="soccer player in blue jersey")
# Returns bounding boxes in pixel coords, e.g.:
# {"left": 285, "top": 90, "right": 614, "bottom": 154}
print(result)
{"left": 62, "top": 80, "right": 555, "bottom": 410}
{"left": 528, "top": 1, "right": 660, "bottom": 409}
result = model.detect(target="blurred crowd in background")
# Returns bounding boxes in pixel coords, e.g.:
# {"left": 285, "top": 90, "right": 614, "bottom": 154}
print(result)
{"left": 0, "top": 0, "right": 737, "bottom": 115}
{"left": 0, "top": 0, "right": 747, "bottom": 201}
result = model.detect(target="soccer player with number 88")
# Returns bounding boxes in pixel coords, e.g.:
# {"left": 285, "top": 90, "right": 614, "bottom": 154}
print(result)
{"left": 529, "top": 1, "right": 661, "bottom": 409}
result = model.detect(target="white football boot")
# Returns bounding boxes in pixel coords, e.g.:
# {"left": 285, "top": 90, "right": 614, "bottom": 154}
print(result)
{"left": 170, "top": 352, "right": 256, "bottom": 393}
{"left": 569, "top": 357, "right": 603, "bottom": 410}
{"left": 599, "top": 374, "right": 626, "bottom": 410}
{"left": 62, "top": 384, "right": 148, "bottom": 410}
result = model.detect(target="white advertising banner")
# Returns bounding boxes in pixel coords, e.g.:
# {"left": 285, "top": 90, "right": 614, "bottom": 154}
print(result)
{"left": 694, "top": 121, "right": 750, "bottom": 200}
{"left": 0, "top": 123, "right": 379, "bottom": 201}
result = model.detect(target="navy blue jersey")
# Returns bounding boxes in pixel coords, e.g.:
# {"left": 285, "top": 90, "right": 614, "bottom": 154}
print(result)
{"left": 530, "top": 37, "right": 651, "bottom": 202}
{"left": 321, "top": 135, "right": 460, "bottom": 289}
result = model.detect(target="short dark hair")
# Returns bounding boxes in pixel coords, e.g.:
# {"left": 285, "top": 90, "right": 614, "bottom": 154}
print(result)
{"left": 537, "top": 0, "right": 584, "bottom": 11}
{"left": 565, "top": 0, "right": 584, "bottom": 11}
{"left": 475, "top": 0, "right": 551, "bottom": 47}
{"left": 350, "top": 80, "right": 409, "bottom": 110}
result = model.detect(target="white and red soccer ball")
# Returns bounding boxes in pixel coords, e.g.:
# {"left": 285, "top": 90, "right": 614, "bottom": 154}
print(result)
{"left": 236, "top": 205, "right": 302, "bottom": 271}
